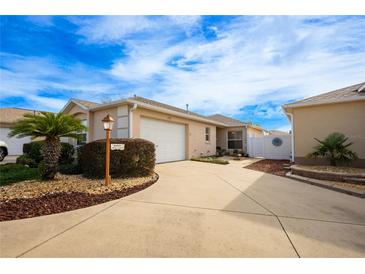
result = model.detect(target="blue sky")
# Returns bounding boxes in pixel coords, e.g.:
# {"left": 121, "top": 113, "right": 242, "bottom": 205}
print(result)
{"left": 1, "top": 16, "right": 364, "bottom": 131}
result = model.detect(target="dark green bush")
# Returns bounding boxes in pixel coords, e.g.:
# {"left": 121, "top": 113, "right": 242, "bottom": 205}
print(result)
{"left": 23, "top": 141, "right": 43, "bottom": 163}
{"left": 16, "top": 155, "right": 38, "bottom": 168}
{"left": 78, "top": 138, "right": 155, "bottom": 178}
{"left": 59, "top": 163, "right": 82, "bottom": 175}
{"left": 59, "top": 143, "right": 75, "bottom": 164}
{"left": 22, "top": 141, "right": 75, "bottom": 164}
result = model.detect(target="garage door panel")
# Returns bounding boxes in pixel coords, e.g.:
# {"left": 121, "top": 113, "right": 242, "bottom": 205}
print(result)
{"left": 140, "top": 118, "right": 185, "bottom": 163}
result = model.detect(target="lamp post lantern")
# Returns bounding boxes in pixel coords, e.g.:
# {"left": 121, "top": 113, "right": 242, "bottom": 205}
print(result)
{"left": 102, "top": 114, "right": 114, "bottom": 186}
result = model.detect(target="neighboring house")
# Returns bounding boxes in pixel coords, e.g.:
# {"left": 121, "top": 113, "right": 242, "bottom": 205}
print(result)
{"left": 61, "top": 96, "right": 265, "bottom": 163}
{"left": 0, "top": 108, "right": 37, "bottom": 155}
{"left": 207, "top": 114, "right": 265, "bottom": 154}
{"left": 268, "top": 130, "right": 290, "bottom": 136}
{"left": 282, "top": 82, "right": 365, "bottom": 167}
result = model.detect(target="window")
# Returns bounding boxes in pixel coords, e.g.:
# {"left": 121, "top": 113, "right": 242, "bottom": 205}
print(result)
{"left": 77, "top": 133, "right": 87, "bottom": 146}
{"left": 77, "top": 119, "right": 88, "bottom": 146}
{"left": 205, "top": 127, "right": 211, "bottom": 142}
{"left": 228, "top": 130, "right": 243, "bottom": 149}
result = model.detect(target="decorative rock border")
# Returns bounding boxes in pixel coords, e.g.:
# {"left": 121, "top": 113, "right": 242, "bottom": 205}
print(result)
{"left": 0, "top": 173, "right": 159, "bottom": 222}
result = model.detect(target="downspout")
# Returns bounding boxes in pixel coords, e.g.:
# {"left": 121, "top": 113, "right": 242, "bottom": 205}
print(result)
{"left": 128, "top": 103, "right": 137, "bottom": 138}
{"left": 286, "top": 112, "right": 295, "bottom": 163}
{"left": 244, "top": 124, "right": 248, "bottom": 155}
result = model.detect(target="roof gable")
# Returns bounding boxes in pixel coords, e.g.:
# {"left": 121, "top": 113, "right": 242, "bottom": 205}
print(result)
{"left": 207, "top": 114, "right": 245, "bottom": 127}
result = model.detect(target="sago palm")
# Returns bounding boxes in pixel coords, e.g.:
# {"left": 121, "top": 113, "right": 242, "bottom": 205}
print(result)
{"left": 9, "top": 112, "right": 87, "bottom": 180}
{"left": 307, "top": 132, "right": 358, "bottom": 166}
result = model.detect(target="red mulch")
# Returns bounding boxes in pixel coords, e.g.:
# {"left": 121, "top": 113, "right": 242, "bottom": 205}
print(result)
{"left": 245, "top": 160, "right": 290, "bottom": 177}
{"left": 0, "top": 175, "right": 158, "bottom": 222}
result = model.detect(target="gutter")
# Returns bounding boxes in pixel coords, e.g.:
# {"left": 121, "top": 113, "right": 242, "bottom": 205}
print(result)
{"left": 126, "top": 99, "right": 228, "bottom": 127}
{"left": 89, "top": 99, "right": 229, "bottom": 127}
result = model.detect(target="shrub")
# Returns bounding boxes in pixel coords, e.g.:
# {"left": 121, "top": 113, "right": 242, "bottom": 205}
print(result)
{"left": 59, "top": 163, "right": 82, "bottom": 175}
{"left": 216, "top": 146, "right": 226, "bottom": 157}
{"left": 307, "top": 132, "right": 358, "bottom": 166}
{"left": 22, "top": 141, "right": 75, "bottom": 164}
{"left": 23, "top": 141, "right": 43, "bottom": 163}
{"left": 78, "top": 138, "right": 155, "bottom": 178}
{"left": 59, "top": 143, "right": 75, "bottom": 164}
{"left": 16, "top": 155, "right": 38, "bottom": 168}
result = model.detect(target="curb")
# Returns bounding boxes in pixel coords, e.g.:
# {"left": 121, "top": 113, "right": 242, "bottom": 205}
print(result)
{"left": 286, "top": 172, "right": 365, "bottom": 199}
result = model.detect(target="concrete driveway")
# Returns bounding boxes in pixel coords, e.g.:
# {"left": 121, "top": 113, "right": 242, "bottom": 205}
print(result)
{"left": 1, "top": 160, "right": 365, "bottom": 257}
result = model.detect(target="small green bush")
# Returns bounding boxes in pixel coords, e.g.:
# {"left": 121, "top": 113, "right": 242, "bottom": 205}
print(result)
{"left": 23, "top": 141, "right": 43, "bottom": 163}
{"left": 22, "top": 141, "right": 75, "bottom": 164}
{"left": 16, "top": 155, "right": 38, "bottom": 168}
{"left": 59, "top": 163, "right": 82, "bottom": 175}
{"left": 78, "top": 138, "right": 155, "bottom": 178}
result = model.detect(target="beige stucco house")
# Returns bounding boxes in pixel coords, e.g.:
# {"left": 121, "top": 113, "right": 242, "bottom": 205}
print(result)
{"left": 0, "top": 108, "right": 39, "bottom": 155}
{"left": 282, "top": 82, "right": 365, "bottom": 167}
{"left": 61, "top": 96, "right": 265, "bottom": 163}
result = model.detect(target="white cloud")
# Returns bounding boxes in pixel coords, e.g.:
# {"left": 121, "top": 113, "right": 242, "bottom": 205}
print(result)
{"left": 0, "top": 53, "right": 121, "bottom": 110}
{"left": 84, "top": 16, "right": 365, "bottom": 117}
{"left": 2, "top": 16, "right": 364, "bottom": 128}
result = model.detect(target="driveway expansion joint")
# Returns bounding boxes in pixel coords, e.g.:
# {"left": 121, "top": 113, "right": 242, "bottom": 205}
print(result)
{"left": 214, "top": 173, "right": 301, "bottom": 258}
{"left": 15, "top": 198, "right": 124, "bottom": 258}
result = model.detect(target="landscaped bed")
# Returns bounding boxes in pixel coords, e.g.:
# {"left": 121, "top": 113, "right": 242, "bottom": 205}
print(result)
{"left": 244, "top": 159, "right": 290, "bottom": 176}
{"left": 0, "top": 173, "right": 158, "bottom": 221}
{"left": 191, "top": 156, "right": 229, "bottom": 165}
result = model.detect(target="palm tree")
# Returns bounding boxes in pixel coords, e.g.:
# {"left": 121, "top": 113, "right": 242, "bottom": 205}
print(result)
{"left": 9, "top": 112, "right": 87, "bottom": 180}
{"left": 307, "top": 132, "right": 358, "bottom": 166}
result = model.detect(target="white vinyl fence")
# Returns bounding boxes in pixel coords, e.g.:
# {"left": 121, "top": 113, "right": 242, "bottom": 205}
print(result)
{"left": 247, "top": 135, "right": 292, "bottom": 160}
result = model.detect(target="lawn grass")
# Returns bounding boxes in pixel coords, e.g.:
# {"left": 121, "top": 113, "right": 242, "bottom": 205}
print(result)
{"left": 191, "top": 157, "right": 229, "bottom": 165}
{"left": 0, "top": 164, "right": 40, "bottom": 186}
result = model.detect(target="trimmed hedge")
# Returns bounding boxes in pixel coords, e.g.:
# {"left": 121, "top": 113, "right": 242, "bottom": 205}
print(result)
{"left": 78, "top": 138, "right": 155, "bottom": 178}
{"left": 22, "top": 141, "right": 75, "bottom": 165}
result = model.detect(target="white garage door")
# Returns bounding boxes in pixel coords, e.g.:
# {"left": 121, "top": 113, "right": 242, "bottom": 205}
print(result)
{"left": 0, "top": 127, "right": 31, "bottom": 155}
{"left": 140, "top": 117, "right": 186, "bottom": 163}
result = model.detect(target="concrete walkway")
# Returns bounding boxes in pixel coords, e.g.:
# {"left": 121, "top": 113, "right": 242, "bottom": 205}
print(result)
{"left": 1, "top": 160, "right": 365, "bottom": 257}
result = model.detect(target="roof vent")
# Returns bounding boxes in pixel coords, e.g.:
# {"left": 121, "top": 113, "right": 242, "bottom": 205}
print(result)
{"left": 186, "top": 104, "right": 189, "bottom": 113}
{"left": 357, "top": 84, "right": 365, "bottom": 93}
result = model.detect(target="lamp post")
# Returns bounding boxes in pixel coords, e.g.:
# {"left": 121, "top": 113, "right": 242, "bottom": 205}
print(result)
{"left": 102, "top": 114, "right": 114, "bottom": 186}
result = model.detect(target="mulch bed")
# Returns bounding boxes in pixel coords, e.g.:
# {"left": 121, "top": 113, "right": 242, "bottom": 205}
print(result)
{"left": 245, "top": 159, "right": 290, "bottom": 177}
{"left": 0, "top": 174, "right": 158, "bottom": 222}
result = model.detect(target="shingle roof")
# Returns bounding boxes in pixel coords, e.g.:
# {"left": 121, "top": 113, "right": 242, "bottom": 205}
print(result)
{"left": 0, "top": 108, "right": 43, "bottom": 125}
{"left": 73, "top": 99, "right": 100, "bottom": 109}
{"left": 67, "top": 96, "right": 250, "bottom": 127}
{"left": 283, "top": 82, "right": 365, "bottom": 108}
{"left": 130, "top": 96, "right": 210, "bottom": 120}
{"left": 207, "top": 114, "right": 246, "bottom": 127}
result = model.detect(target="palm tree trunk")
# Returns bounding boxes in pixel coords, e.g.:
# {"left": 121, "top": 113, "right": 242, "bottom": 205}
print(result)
{"left": 41, "top": 137, "right": 61, "bottom": 180}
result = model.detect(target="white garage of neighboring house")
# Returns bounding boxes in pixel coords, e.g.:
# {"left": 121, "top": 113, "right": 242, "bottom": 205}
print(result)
{"left": 0, "top": 107, "right": 37, "bottom": 158}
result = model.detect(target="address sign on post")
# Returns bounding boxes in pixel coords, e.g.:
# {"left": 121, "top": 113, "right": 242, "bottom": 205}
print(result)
{"left": 111, "top": 144, "right": 125, "bottom": 151}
